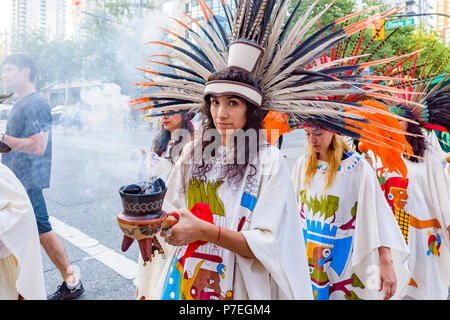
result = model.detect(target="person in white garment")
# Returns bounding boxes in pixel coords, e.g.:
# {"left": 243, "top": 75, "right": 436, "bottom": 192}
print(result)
{"left": 377, "top": 104, "right": 450, "bottom": 300}
{"left": 135, "top": 110, "right": 194, "bottom": 300}
{"left": 291, "top": 123, "right": 410, "bottom": 300}
{"left": 154, "top": 66, "right": 312, "bottom": 300}
{"left": 0, "top": 162, "right": 46, "bottom": 299}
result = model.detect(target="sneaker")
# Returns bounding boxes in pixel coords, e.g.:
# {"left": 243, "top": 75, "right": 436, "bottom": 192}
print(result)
{"left": 47, "top": 281, "right": 84, "bottom": 300}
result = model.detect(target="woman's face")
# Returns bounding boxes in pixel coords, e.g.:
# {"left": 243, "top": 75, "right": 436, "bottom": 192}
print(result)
{"left": 162, "top": 111, "right": 183, "bottom": 132}
{"left": 304, "top": 126, "right": 334, "bottom": 155}
{"left": 209, "top": 95, "right": 247, "bottom": 137}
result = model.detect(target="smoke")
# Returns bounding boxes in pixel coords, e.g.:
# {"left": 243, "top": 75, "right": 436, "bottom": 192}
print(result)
{"left": 51, "top": 8, "right": 173, "bottom": 204}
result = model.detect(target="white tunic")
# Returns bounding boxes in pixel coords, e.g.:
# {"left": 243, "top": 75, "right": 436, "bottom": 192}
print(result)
{"left": 378, "top": 146, "right": 450, "bottom": 299}
{"left": 154, "top": 141, "right": 313, "bottom": 300}
{"left": 0, "top": 163, "right": 46, "bottom": 300}
{"left": 292, "top": 152, "right": 410, "bottom": 300}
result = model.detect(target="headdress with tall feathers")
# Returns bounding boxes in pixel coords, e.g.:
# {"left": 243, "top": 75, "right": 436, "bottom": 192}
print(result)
{"left": 131, "top": 0, "right": 420, "bottom": 169}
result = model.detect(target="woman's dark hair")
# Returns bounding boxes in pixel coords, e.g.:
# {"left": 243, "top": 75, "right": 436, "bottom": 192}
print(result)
{"left": 190, "top": 66, "right": 267, "bottom": 184}
{"left": 397, "top": 104, "right": 427, "bottom": 162}
{"left": 152, "top": 112, "right": 194, "bottom": 164}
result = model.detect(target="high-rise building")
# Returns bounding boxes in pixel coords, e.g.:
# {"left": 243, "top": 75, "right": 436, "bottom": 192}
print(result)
{"left": 11, "top": 0, "right": 70, "bottom": 40}
{"left": 435, "top": 0, "right": 450, "bottom": 45}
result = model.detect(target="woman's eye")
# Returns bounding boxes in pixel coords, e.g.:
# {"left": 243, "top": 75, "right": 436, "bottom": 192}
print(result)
{"left": 229, "top": 100, "right": 238, "bottom": 106}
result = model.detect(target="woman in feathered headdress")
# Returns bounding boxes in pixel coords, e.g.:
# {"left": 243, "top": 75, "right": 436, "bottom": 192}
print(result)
{"left": 155, "top": 64, "right": 312, "bottom": 300}
{"left": 132, "top": 0, "right": 420, "bottom": 300}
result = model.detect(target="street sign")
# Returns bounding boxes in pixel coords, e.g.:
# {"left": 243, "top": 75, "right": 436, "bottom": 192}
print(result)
{"left": 385, "top": 18, "right": 415, "bottom": 29}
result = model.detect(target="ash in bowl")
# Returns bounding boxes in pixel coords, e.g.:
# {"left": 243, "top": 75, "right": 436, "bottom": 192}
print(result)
{"left": 122, "top": 177, "right": 166, "bottom": 196}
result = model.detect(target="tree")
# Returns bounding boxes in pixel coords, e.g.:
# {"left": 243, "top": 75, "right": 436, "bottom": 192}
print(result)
{"left": 3, "top": 0, "right": 157, "bottom": 96}
{"left": 9, "top": 29, "right": 84, "bottom": 90}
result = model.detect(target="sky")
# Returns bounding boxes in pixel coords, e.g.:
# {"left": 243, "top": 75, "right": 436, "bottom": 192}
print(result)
{"left": 0, "top": 0, "right": 11, "bottom": 32}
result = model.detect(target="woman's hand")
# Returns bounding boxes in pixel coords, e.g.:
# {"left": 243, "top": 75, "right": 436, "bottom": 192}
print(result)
{"left": 378, "top": 246, "right": 397, "bottom": 300}
{"left": 160, "top": 208, "right": 256, "bottom": 259}
{"left": 160, "top": 208, "right": 211, "bottom": 247}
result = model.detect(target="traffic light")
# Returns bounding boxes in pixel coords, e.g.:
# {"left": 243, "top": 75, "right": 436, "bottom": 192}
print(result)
{"left": 72, "top": 0, "right": 82, "bottom": 22}
{"left": 372, "top": 19, "right": 385, "bottom": 41}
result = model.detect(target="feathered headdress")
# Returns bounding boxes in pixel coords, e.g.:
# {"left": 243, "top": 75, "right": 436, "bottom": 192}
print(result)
{"left": 384, "top": 42, "right": 450, "bottom": 134}
{"left": 132, "top": 1, "right": 419, "bottom": 152}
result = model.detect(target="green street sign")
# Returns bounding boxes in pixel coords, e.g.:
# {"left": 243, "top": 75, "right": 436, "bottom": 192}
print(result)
{"left": 385, "top": 18, "right": 415, "bottom": 29}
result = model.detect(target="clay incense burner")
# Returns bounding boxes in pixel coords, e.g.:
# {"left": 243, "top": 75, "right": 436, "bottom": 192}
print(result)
{"left": 117, "top": 178, "right": 177, "bottom": 264}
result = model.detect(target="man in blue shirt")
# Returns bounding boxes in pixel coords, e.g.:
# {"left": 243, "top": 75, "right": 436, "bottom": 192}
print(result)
{"left": 1, "top": 53, "right": 84, "bottom": 300}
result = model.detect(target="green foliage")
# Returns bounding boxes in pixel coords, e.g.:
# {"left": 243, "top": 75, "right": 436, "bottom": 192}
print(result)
{"left": 3, "top": 0, "right": 155, "bottom": 95}
{"left": 9, "top": 29, "right": 84, "bottom": 90}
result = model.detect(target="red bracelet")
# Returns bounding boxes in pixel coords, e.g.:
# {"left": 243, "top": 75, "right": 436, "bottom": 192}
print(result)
{"left": 217, "top": 226, "right": 221, "bottom": 245}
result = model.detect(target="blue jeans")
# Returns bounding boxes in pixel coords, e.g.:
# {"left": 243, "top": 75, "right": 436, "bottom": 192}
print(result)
{"left": 26, "top": 189, "right": 52, "bottom": 235}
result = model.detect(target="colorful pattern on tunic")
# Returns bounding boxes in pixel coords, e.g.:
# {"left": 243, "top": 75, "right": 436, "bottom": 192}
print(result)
{"left": 161, "top": 169, "right": 261, "bottom": 300}
{"left": 377, "top": 157, "right": 449, "bottom": 299}
{"left": 300, "top": 189, "right": 363, "bottom": 300}
{"left": 162, "top": 177, "right": 232, "bottom": 300}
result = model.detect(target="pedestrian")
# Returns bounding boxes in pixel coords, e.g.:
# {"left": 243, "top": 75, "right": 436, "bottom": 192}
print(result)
{"left": 291, "top": 123, "right": 410, "bottom": 300}
{"left": 135, "top": 109, "right": 194, "bottom": 300}
{"left": 1, "top": 53, "right": 84, "bottom": 300}
{"left": 0, "top": 162, "right": 46, "bottom": 299}
{"left": 378, "top": 104, "right": 450, "bottom": 299}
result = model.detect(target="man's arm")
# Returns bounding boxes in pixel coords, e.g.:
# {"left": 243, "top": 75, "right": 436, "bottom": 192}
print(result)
{"left": 2, "top": 132, "right": 48, "bottom": 156}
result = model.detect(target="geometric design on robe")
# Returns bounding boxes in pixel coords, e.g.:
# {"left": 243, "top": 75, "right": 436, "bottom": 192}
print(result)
{"left": 382, "top": 176, "right": 443, "bottom": 245}
{"left": 303, "top": 219, "right": 354, "bottom": 300}
{"left": 394, "top": 207, "right": 411, "bottom": 244}
{"left": 304, "top": 220, "right": 353, "bottom": 278}
{"left": 426, "top": 230, "right": 441, "bottom": 257}
{"left": 382, "top": 176, "right": 411, "bottom": 243}
{"left": 161, "top": 251, "right": 228, "bottom": 300}
{"left": 161, "top": 257, "right": 182, "bottom": 300}
{"left": 299, "top": 190, "right": 339, "bottom": 221}
{"left": 240, "top": 192, "right": 257, "bottom": 211}
{"left": 408, "top": 277, "right": 419, "bottom": 288}
{"left": 187, "top": 178, "right": 225, "bottom": 216}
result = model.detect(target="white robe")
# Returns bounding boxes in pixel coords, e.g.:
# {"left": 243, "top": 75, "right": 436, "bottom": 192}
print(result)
{"left": 0, "top": 163, "right": 46, "bottom": 300}
{"left": 153, "top": 141, "right": 312, "bottom": 300}
{"left": 292, "top": 152, "right": 410, "bottom": 300}
{"left": 378, "top": 146, "right": 450, "bottom": 299}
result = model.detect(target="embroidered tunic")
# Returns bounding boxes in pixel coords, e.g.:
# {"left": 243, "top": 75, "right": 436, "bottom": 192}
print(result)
{"left": 154, "top": 141, "right": 312, "bottom": 300}
{"left": 292, "top": 152, "right": 410, "bottom": 300}
{"left": 377, "top": 146, "right": 450, "bottom": 299}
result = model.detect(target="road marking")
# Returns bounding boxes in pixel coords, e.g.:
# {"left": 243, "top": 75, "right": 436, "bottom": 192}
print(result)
{"left": 49, "top": 216, "right": 138, "bottom": 284}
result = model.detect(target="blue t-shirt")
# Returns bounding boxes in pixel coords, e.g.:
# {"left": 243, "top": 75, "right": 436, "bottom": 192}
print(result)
{"left": 2, "top": 92, "right": 52, "bottom": 190}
